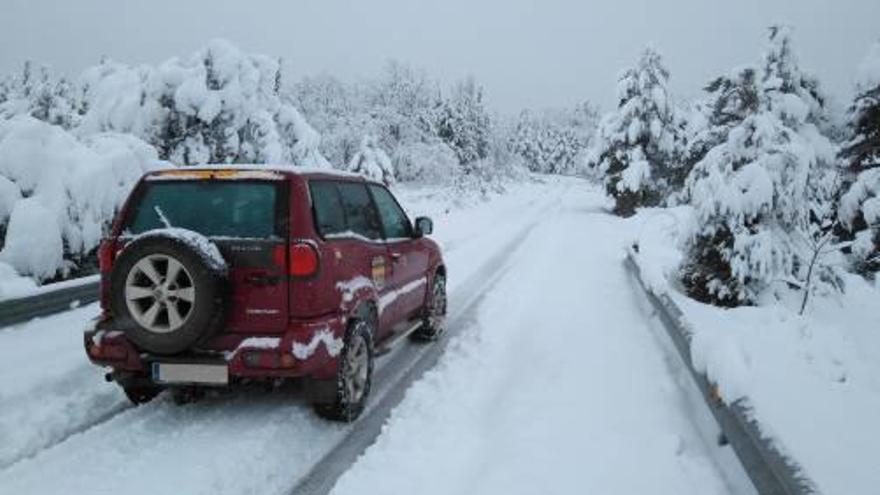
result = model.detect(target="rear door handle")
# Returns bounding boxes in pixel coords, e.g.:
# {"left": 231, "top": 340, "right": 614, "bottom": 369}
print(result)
{"left": 390, "top": 252, "right": 402, "bottom": 261}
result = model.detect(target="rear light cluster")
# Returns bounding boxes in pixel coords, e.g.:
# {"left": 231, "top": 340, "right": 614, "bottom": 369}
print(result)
{"left": 274, "top": 242, "right": 320, "bottom": 278}
{"left": 98, "top": 239, "right": 118, "bottom": 311}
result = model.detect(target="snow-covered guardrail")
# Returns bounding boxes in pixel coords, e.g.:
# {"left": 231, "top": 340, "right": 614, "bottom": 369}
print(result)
{"left": 624, "top": 249, "right": 815, "bottom": 495}
{"left": 0, "top": 276, "right": 99, "bottom": 328}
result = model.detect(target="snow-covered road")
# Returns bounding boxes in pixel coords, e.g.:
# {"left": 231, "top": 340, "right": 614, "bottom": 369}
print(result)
{"left": 0, "top": 177, "right": 747, "bottom": 494}
{"left": 331, "top": 184, "right": 744, "bottom": 495}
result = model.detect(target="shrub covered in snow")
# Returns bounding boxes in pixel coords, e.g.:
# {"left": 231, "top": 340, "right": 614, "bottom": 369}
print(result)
{"left": 293, "top": 62, "right": 531, "bottom": 185}
{"left": 392, "top": 139, "right": 461, "bottom": 184}
{"left": 433, "top": 77, "right": 492, "bottom": 173}
{"left": 588, "top": 46, "right": 684, "bottom": 217}
{"left": 347, "top": 136, "right": 395, "bottom": 185}
{"left": 680, "top": 27, "right": 839, "bottom": 306}
{"left": 0, "top": 116, "right": 160, "bottom": 281}
{"left": 289, "top": 74, "right": 367, "bottom": 167}
{"left": 364, "top": 61, "right": 439, "bottom": 169}
{"left": 838, "top": 41, "right": 880, "bottom": 276}
{"left": 510, "top": 104, "right": 597, "bottom": 175}
{"left": 0, "top": 62, "right": 80, "bottom": 130}
{"left": 78, "top": 39, "right": 327, "bottom": 168}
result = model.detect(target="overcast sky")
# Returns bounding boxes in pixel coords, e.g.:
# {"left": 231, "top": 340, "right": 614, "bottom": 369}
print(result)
{"left": 1, "top": 0, "right": 877, "bottom": 112}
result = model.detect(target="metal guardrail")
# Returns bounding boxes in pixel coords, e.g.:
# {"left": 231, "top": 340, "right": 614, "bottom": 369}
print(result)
{"left": 624, "top": 250, "right": 816, "bottom": 495}
{"left": 0, "top": 279, "right": 99, "bottom": 328}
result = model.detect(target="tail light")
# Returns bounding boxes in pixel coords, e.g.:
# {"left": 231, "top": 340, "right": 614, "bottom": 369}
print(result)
{"left": 98, "top": 239, "right": 117, "bottom": 311}
{"left": 289, "top": 242, "right": 320, "bottom": 277}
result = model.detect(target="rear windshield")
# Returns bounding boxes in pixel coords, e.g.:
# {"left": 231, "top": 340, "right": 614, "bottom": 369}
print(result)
{"left": 124, "top": 181, "right": 281, "bottom": 238}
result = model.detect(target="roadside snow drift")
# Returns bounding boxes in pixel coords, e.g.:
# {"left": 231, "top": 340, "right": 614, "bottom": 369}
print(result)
{"left": 633, "top": 205, "right": 880, "bottom": 495}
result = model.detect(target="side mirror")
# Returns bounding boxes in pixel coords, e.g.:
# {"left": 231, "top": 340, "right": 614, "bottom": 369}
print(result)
{"left": 414, "top": 216, "right": 433, "bottom": 237}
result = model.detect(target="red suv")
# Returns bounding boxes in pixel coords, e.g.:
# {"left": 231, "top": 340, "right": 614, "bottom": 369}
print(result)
{"left": 84, "top": 167, "right": 446, "bottom": 422}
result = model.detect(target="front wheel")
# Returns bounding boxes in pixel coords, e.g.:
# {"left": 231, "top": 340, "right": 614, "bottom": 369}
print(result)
{"left": 411, "top": 273, "right": 446, "bottom": 342}
{"left": 313, "top": 320, "right": 374, "bottom": 422}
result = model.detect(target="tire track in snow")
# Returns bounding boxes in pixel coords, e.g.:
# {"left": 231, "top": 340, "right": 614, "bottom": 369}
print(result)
{"left": 0, "top": 401, "right": 132, "bottom": 471}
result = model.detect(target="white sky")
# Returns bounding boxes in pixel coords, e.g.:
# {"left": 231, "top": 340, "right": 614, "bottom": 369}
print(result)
{"left": 0, "top": 0, "right": 877, "bottom": 112}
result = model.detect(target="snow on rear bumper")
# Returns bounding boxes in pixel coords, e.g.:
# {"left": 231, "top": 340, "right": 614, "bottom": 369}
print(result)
{"left": 84, "top": 314, "right": 346, "bottom": 382}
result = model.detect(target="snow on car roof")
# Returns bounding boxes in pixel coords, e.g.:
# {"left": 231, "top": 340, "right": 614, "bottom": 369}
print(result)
{"left": 145, "top": 165, "right": 368, "bottom": 181}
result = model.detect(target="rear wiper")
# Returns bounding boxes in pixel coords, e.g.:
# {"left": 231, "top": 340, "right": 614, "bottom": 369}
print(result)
{"left": 154, "top": 206, "right": 174, "bottom": 228}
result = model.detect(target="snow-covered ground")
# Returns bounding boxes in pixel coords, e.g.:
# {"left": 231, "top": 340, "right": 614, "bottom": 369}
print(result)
{"left": 633, "top": 206, "right": 880, "bottom": 495}
{"left": 3, "top": 176, "right": 658, "bottom": 494}
{"left": 330, "top": 181, "right": 745, "bottom": 495}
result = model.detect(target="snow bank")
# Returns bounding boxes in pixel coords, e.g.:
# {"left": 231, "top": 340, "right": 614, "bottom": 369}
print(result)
{"left": 633, "top": 207, "right": 880, "bottom": 495}
{"left": 0, "top": 115, "right": 160, "bottom": 281}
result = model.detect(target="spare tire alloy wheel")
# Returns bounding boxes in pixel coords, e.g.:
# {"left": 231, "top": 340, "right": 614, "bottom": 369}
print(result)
{"left": 125, "top": 255, "right": 195, "bottom": 333}
{"left": 110, "top": 233, "right": 227, "bottom": 356}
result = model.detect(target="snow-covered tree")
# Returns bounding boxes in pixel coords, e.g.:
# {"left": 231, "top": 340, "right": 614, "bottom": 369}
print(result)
{"left": 0, "top": 62, "right": 79, "bottom": 129}
{"left": 433, "top": 77, "right": 492, "bottom": 173}
{"left": 347, "top": 135, "right": 394, "bottom": 185}
{"left": 0, "top": 116, "right": 158, "bottom": 281}
{"left": 681, "top": 26, "right": 839, "bottom": 306}
{"left": 838, "top": 40, "right": 880, "bottom": 276}
{"left": 588, "top": 47, "right": 683, "bottom": 216}
{"left": 78, "top": 40, "right": 327, "bottom": 167}
{"left": 290, "top": 74, "right": 366, "bottom": 167}
{"left": 366, "top": 61, "right": 437, "bottom": 154}
{"left": 510, "top": 109, "right": 589, "bottom": 174}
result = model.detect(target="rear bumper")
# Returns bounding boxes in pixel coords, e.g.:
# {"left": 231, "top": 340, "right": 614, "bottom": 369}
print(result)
{"left": 84, "top": 314, "right": 347, "bottom": 384}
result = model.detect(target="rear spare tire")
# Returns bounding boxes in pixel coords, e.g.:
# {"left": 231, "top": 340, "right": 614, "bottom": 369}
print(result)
{"left": 109, "top": 229, "right": 227, "bottom": 355}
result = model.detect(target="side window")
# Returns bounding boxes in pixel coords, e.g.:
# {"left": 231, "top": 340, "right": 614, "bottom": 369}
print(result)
{"left": 337, "top": 182, "right": 383, "bottom": 240}
{"left": 309, "top": 181, "right": 347, "bottom": 236}
{"left": 369, "top": 184, "right": 412, "bottom": 240}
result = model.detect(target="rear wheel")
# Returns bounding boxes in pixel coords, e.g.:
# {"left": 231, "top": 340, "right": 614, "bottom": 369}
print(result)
{"left": 411, "top": 273, "right": 446, "bottom": 342}
{"left": 313, "top": 320, "right": 374, "bottom": 422}
{"left": 122, "top": 385, "right": 160, "bottom": 405}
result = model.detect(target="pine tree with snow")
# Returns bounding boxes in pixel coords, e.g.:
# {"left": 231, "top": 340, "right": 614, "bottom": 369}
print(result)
{"left": 433, "top": 77, "right": 491, "bottom": 173}
{"left": 588, "top": 47, "right": 683, "bottom": 216}
{"left": 347, "top": 135, "right": 395, "bottom": 185}
{"left": 838, "top": 40, "right": 880, "bottom": 276}
{"left": 681, "top": 26, "right": 839, "bottom": 306}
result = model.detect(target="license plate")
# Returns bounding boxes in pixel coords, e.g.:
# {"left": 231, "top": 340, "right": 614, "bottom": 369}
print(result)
{"left": 152, "top": 362, "right": 229, "bottom": 385}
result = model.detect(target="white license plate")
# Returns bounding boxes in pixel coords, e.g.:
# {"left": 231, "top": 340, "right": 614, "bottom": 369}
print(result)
{"left": 152, "top": 362, "right": 229, "bottom": 385}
